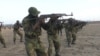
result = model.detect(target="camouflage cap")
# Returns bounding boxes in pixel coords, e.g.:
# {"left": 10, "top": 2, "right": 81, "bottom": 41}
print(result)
{"left": 28, "top": 7, "right": 40, "bottom": 16}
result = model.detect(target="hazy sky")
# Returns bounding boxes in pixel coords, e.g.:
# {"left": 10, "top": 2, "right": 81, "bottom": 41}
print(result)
{"left": 0, "top": 0, "right": 100, "bottom": 24}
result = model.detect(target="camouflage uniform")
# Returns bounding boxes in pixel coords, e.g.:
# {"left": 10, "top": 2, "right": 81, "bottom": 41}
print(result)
{"left": 22, "top": 7, "right": 48, "bottom": 56}
{"left": 13, "top": 20, "right": 23, "bottom": 44}
{"left": 0, "top": 23, "right": 6, "bottom": 48}
{"left": 64, "top": 18, "right": 77, "bottom": 47}
{"left": 42, "top": 19, "right": 60, "bottom": 56}
{"left": 65, "top": 18, "right": 87, "bottom": 47}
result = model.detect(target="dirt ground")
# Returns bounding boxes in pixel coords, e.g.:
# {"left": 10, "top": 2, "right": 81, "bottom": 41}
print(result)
{"left": 0, "top": 23, "right": 100, "bottom": 56}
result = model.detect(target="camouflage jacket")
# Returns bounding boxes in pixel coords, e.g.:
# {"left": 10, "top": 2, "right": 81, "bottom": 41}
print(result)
{"left": 42, "top": 20, "right": 60, "bottom": 35}
{"left": 64, "top": 20, "right": 79, "bottom": 32}
{"left": 64, "top": 20, "right": 81, "bottom": 32}
{"left": 13, "top": 23, "right": 22, "bottom": 31}
{"left": 22, "top": 16, "right": 41, "bottom": 38}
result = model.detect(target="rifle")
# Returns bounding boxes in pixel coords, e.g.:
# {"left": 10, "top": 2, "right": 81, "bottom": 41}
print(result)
{"left": 33, "top": 13, "right": 73, "bottom": 30}
{"left": 39, "top": 13, "right": 73, "bottom": 19}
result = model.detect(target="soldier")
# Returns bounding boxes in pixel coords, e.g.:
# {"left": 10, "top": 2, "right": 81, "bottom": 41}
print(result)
{"left": 13, "top": 20, "right": 23, "bottom": 44}
{"left": 0, "top": 22, "right": 6, "bottom": 48}
{"left": 41, "top": 16, "right": 61, "bottom": 56}
{"left": 64, "top": 18, "right": 86, "bottom": 47}
{"left": 64, "top": 18, "right": 77, "bottom": 47}
{"left": 22, "top": 7, "right": 48, "bottom": 56}
{"left": 57, "top": 20, "right": 63, "bottom": 36}
{"left": 41, "top": 13, "right": 72, "bottom": 56}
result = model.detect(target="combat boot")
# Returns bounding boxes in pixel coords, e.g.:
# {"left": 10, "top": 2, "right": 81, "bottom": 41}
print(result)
{"left": 3, "top": 44, "right": 6, "bottom": 48}
{"left": 67, "top": 42, "right": 71, "bottom": 47}
{"left": 55, "top": 53, "right": 60, "bottom": 56}
{"left": 71, "top": 42, "right": 76, "bottom": 45}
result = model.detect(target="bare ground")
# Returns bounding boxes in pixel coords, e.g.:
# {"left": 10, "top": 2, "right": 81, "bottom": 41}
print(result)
{"left": 0, "top": 23, "right": 100, "bottom": 56}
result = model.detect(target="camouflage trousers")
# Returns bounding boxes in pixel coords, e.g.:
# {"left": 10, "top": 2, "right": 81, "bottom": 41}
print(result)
{"left": 0, "top": 32, "right": 6, "bottom": 48}
{"left": 13, "top": 30, "right": 23, "bottom": 44}
{"left": 47, "top": 34, "right": 60, "bottom": 56}
{"left": 65, "top": 30, "right": 76, "bottom": 47}
{"left": 25, "top": 36, "right": 48, "bottom": 56}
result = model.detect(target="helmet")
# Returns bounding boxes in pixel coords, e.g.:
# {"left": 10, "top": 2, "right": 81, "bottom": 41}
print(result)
{"left": 28, "top": 7, "right": 40, "bottom": 16}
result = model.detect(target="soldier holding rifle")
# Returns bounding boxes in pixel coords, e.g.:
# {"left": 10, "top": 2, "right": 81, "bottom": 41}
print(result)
{"left": 33, "top": 13, "right": 73, "bottom": 56}
{"left": 64, "top": 18, "right": 87, "bottom": 47}
{"left": 22, "top": 7, "right": 48, "bottom": 56}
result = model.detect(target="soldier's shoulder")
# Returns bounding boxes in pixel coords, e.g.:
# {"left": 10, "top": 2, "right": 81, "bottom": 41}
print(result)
{"left": 23, "top": 16, "right": 28, "bottom": 20}
{"left": 22, "top": 16, "right": 29, "bottom": 22}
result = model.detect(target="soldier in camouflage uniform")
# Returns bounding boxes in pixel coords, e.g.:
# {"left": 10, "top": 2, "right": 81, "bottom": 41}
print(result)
{"left": 41, "top": 16, "right": 61, "bottom": 56}
{"left": 13, "top": 20, "right": 23, "bottom": 44}
{"left": 22, "top": 7, "right": 48, "bottom": 56}
{"left": 0, "top": 22, "right": 6, "bottom": 48}
{"left": 64, "top": 18, "right": 87, "bottom": 47}
{"left": 64, "top": 18, "right": 78, "bottom": 47}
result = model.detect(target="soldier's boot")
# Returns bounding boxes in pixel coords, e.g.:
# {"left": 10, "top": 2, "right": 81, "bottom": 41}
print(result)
{"left": 71, "top": 40, "right": 76, "bottom": 44}
{"left": 36, "top": 49, "right": 48, "bottom": 56}
{"left": 67, "top": 38, "right": 71, "bottom": 47}
{"left": 68, "top": 42, "right": 71, "bottom": 47}
{"left": 55, "top": 49, "right": 60, "bottom": 56}
{"left": 55, "top": 51, "right": 60, "bottom": 56}
{"left": 13, "top": 38, "right": 16, "bottom": 44}
{"left": 55, "top": 54, "right": 60, "bottom": 56}
{"left": 71, "top": 35, "right": 76, "bottom": 45}
{"left": 3, "top": 44, "right": 6, "bottom": 48}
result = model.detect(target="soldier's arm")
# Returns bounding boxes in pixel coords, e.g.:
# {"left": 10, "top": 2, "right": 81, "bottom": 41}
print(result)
{"left": 22, "top": 18, "right": 28, "bottom": 30}
{"left": 41, "top": 23, "right": 49, "bottom": 30}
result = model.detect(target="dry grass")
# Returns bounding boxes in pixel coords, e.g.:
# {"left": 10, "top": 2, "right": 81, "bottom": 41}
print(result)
{"left": 0, "top": 23, "right": 100, "bottom": 56}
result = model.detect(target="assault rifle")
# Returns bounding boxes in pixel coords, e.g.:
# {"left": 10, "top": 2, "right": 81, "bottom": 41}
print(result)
{"left": 39, "top": 13, "right": 73, "bottom": 19}
{"left": 33, "top": 13, "right": 73, "bottom": 30}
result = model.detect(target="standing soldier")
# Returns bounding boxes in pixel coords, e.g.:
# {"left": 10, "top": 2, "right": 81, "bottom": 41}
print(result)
{"left": 41, "top": 13, "right": 72, "bottom": 56}
{"left": 22, "top": 7, "right": 48, "bottom": 56}
{"left": 64, "top": 18, "right": 78, "bottom": 47}
{"left": 13, "top": 20, "right": 23, "bottom": 44}
{"left": 64, "top": 18, "right": 86, "bottom": 47}
{"left": 0, "top": 22, "right": 6, "bottom": 48}
{"left": 41, "top": 16, "right": 61, "bottom": 56}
